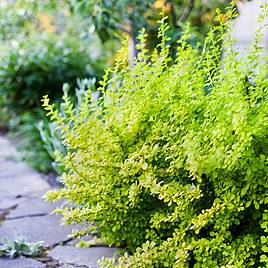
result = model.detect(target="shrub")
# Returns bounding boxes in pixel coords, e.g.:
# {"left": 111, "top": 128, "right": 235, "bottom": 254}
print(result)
{"left": 0, "top": 31, "right": 100, "bottom": 115}
{"left": 44, "top": 7, "right": 268, "bottom": 267}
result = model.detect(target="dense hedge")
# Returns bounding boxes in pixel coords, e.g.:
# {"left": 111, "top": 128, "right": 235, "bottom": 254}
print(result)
{"left": 44, "top": 8, "right": 268, "bottom": 268}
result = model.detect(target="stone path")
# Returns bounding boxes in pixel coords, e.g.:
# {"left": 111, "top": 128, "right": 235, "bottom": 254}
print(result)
{"left": 0, "top": 135, "right": 117, "bottom": 268}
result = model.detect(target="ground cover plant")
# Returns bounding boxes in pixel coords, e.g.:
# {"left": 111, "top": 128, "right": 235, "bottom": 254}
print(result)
{"left": 44, "top": 5, "right": 268, "bottom": 267}
{"left": 0, "top": 238, "right": 45, "bottom": 258}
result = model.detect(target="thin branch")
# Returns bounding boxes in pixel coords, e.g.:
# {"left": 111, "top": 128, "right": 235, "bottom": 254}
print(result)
{"left": 180, "top": 0, "right": 195, "bottom": 22}
{"left": 167, "top": 1, "right": 178, "bottom": 28}
{"left": 113, "top": 23, "right": 133, "bottom": 37}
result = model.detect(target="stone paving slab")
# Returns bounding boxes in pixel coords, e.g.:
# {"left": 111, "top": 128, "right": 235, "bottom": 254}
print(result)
{"left": 0, "top": 214, "right": 74, "bottom": 247}
{"left": 59, "top": 265, "right": 78, "bottom": 268}
{"left": 0, "top": 257, "right": 45, "bottom": 268}
{"left": 0, "top": 161, "right": 35, "bottom": 177}
{"left": 0, "top": 173, "right": 50, "bottom": 198}
{"left": 0, "top": 193, "right": 51, "bottom": 212}
{"left": 0, "top": 136, "right": 17, "bottom": 160}
{"left": 0, "top": 196, "right": 26, "bottom": 211}
{"left": 49, "top": 246, "right": 118, "bottom": 268}
{"left": 6, "top": 197, "right": 59, "bottom": 219}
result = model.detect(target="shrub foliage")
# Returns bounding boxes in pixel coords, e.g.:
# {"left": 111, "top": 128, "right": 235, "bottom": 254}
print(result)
{"left": 44, "top": 7, "right": 268, "bottom": 267}
{"left": 0, "top": 32, "right": 98, "bottom": 114}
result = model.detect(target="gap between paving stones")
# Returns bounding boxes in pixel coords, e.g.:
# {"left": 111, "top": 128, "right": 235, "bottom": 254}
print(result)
{"left": 32, "top": 238, "right": 88, "bottom": 268}
{"left": 6, "top": 213, "right": 48, "bottom": 220}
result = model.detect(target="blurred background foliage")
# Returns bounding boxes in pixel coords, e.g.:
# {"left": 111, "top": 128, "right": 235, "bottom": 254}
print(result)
{"left": 0, "top": 0, "right": 108, "bottom": 114}
{"left": 0, "top": 0, "right": 240, "bottom": 174}
{"left": 68, "top": 0, "right": 235, "bottom": 61}
{"left": 0, "top": 33, "right": 98, "bottom": 113}
{"left": 0, "top": 0, "right": 108, "bottom": 173}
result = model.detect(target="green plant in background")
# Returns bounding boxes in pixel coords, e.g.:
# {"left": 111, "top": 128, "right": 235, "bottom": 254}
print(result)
{"left": 0, "top": 0, "right": 83, "bottom": 40}
{"left": 36, "top": 119, "right": 65, "bottom": 175}
{"left": 0, "top": 0, "right": 111, "bottom": 115}
{"left": 0, "top": 238, "right": 45, "bottom": 258}
{"left": 43, "top": 4, "right": 268, "bottom": 267}
{"left": 69, "top": 0, "right": 234, "bottom": 39}
{"left": 0, "top": 32, "right": 99, "bottom": 114}
{"left": 0, "top": 95, "right": 8, "bottom": 130}
{"left": 0, "top": 0, "right": 110, "bottom": 63}
{"left": 0, "top": 0, "right": 37, "bottom": 41}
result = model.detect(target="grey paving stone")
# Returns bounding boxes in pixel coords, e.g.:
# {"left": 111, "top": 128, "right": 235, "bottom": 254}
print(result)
{"left": 0, "top": 136, "right": 17, "bottom": 160}
{"left": 58, "top": 265, "right": 77, "bottom": 268}
{"left": 0, "top": 197, "right": 24, "bottom": 211}
{"left": 0, "top": 214, "right": 74, "bottom": 247}
{"left": 49, "top": 245, "right": 118, "bottom": 268}
{"left": 0, "top": 161, "right": 34, "bottom": 177}
{"left": 0, "top": 257, "right": 45, "bottom": 268}
{"left": 6, "top": 197, "right": 58, "bottom": 219}
{"left": 0, "top": 173, "right": 50, "bottom": 198}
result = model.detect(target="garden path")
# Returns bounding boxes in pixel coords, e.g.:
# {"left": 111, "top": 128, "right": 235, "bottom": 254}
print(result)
{"left": 0, "top": 135, "right": 117, "bottom": 268}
